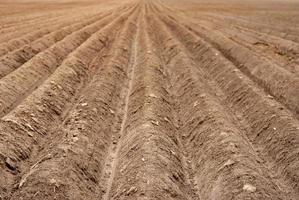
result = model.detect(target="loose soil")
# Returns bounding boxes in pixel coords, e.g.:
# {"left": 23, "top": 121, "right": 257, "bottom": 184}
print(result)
{"left": 0, "top": 0, "right": 299, "bottom": 199}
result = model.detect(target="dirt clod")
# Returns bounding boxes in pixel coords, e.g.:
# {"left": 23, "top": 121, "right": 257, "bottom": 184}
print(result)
{"left": 243, "top": 184, "right": 257, "bottom": 192}
{"left": 5, "top": 157, "right": 17, "bottom": 171}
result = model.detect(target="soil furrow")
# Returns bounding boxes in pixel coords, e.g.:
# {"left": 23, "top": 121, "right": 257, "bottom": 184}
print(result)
{"left": 0, "top": 10, "right": 113, "bottom": 58}
{"left": 158, "top": 3, "right": 299, "bottom": 52}
{"left": 159, "top": 8, "right": 299, "bottom": 119}
{"left": 0, "top": 13, "right": 65, "bottom": 30}
{"left": 0, "top": 3, "right": 120, "bottom": 47}
{"left": 0, "top": 3, "right": 110, "bottom": 43}
{"left": 100, "top": 10, "right": 139, "bottom": 200}
{"left": 196, "top": 12, "right": 299, "bottom": 44}
{"left": 0, "top": 12, "right": 65, "bottom": 29}
{"left": 156, "top": 8, "right": 299, "bottom": 194}
{"left": 0, "top": 11, "right": 113, "bottom": 79}
{"left": 184, "top": 17, "right": 299, "bottom": 76}
{"left": 0, "top": 0, "right": 299, "bottom": 199}
{"left": 146, "top": 9, "right": 201, "bottom": 200}
{"left": 0, "top": 7, "right": 134, "bottom": 118}
{"left": 0, "top": 3, "right": 85, "bottom": 31}
{"left": 0, "top": 13, "right": 76, "bottom": 44}
{"left": 148, "top": 9, "right": 297, "bottom": 199}
{"left": 1, "top": 7, "right": 139, "bottom": 199}
{"left": 0, "top": 7, "right": 136, "bottom": 198}
{"left": 104, "top": 7, "right": 196, "bottom": 199}
{"left": 0, "top": 3, "right": 133, "bottom": 57}
{"left": 186, "top": 22, "right": 299, "bottom": 117}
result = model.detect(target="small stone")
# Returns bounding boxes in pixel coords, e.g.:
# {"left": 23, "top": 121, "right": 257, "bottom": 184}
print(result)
{"left": 148, "top": 93, "right": 158, "bottom": 98}
{"left": 5, "top": 157, "right": 17, "bottom": 170}
{"left": 81, "top": 103, "right": 88, "bottom": 107}
{"left": 273, "top": 127, "right": 277, "bottom": 130}
{"left": 151, "top": 120, "right": 159, "bottom": 126}
{"left": 49, "top": 178, "right": 60, "bottom": 187}
{"left": 27, "top": 132, "right": 34, "bottom": 137}
{"left": 164, "top": 117, "right": 170, "bottom": 123}
{"left": 243, "top": 184, "right": 256, "bottom": 192}
{"left": 141, "top": 158, "right": 145, "bottom": 162}
{"left": 31, "top": 117, "right": 38, "bottom": 123}
{"left": 223, "top": 159, "right": 235, "bottom": 167}
{"left": 26, "top": 124, "right": 34, "bottom": 131}
{"left": 109, "top": 109, "right": 115, "bottom": 114}
{"left": 200, "top": 94, "right": 206, "bottom": 98}
{"left": 193, "top": 101, "right": 199, "bottom": 107}
{"left": 127, "top": 187, "right": 138, "bottom": 195}
{"left": 267, "top": 95, "right": 274, "bottom": 99}
{"left": 49, "top": 178, "right": 56, "bottom": 184}
{"left": 73, "top": 132, "right": 79, "bottom": 137}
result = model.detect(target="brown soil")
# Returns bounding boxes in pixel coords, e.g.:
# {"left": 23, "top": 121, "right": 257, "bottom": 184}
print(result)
{"left": 0, "top": 0, "right": 299, "bottom": 199}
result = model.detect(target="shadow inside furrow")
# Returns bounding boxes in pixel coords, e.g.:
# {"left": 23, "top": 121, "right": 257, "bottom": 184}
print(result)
{"left": 3, "top": 6, "right": 139, "bottom": 200}
{"left": 152, "top": 3, "right": 299, "bottom": 197}
{"left": 0, "top": 5, "right": 138, "bottom": 199}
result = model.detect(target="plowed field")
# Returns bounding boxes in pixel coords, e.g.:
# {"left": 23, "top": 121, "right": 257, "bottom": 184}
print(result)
{"left": 0, "top": 0, "right": 299, "bottom": 199}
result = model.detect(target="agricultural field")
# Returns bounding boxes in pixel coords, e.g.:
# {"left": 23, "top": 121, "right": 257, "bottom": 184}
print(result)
{"left": 0, "top": 0, "right": 299, "bottom": 199}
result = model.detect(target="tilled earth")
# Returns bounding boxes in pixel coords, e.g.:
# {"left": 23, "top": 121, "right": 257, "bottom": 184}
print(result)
{"left": 0, "top": 0, "right": 299, "bottom": 199}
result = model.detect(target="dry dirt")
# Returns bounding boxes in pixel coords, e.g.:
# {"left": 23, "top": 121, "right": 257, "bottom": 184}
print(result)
{"left": 0, "top": 0, "right": 299, "bottom": 199}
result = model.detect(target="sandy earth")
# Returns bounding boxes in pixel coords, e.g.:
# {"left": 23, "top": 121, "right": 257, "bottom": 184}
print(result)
{"left": 0, "top": 0, "right": 299, "bottom": 199}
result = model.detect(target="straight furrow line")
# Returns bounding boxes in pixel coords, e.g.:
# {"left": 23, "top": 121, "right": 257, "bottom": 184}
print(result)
{"left": 155, "top": 6, "right": 299, "bottom": 195}
{"left": 100, "top": 10, "right": 139, "bottom": 200}
{"left": 185, "top": 17, "right": 299, "bottom": 76}
{"left": 0, "top": 11, "right": 113, "bottom": 79}
{"left": 157, "top": 2, "right": 299, "bottom": 119}
{"left": 0, "top": 7, "right": 137, "bottom": 198}
{"left": 148, "top": 6, "right": 298, "bottom": 199}
{"left": 105, "top": 6, "right": 195, "bottom": 199}
{"left": 1, "top": 7, "right": 139, "bottom": 200}
{"left": 0, "top": 7, "right": 134, "bottom": 118}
